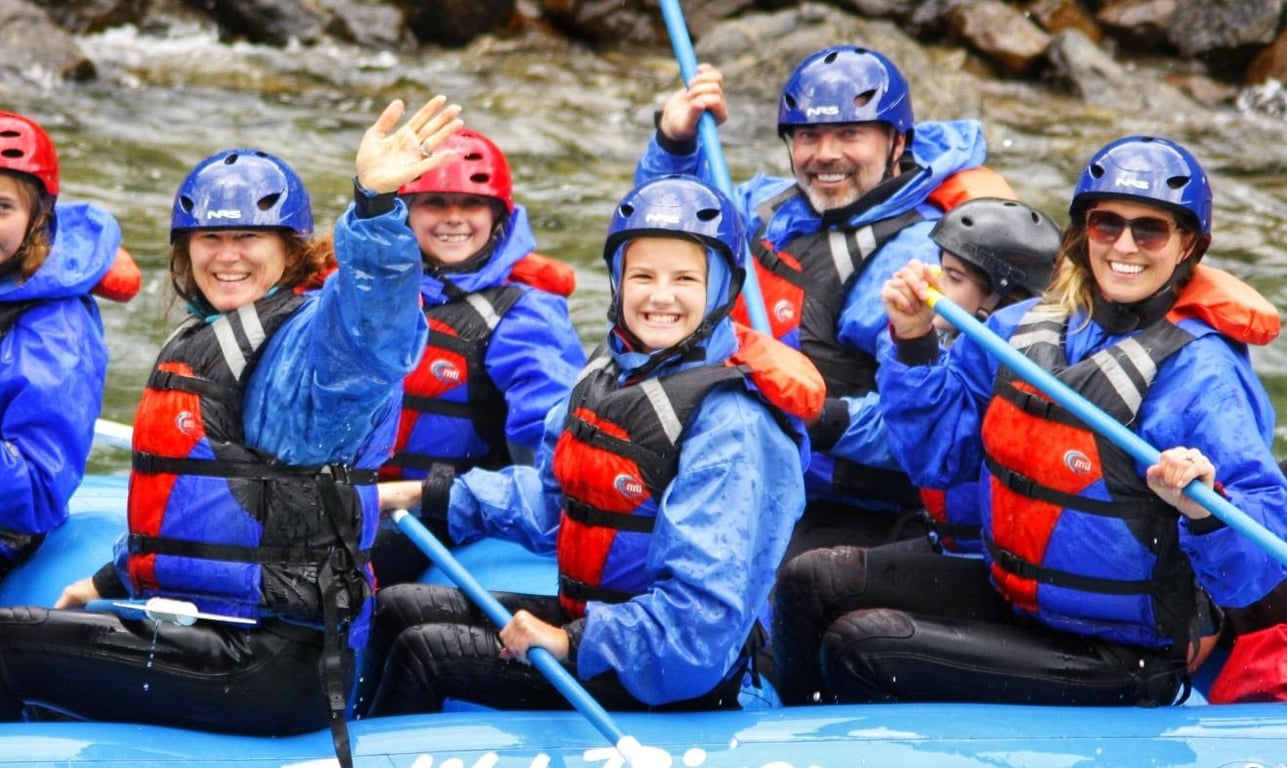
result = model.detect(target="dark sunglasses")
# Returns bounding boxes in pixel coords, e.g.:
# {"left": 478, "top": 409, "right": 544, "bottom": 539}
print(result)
{"left": 1085, "top": 209, "right": 1181, "bottom": 251}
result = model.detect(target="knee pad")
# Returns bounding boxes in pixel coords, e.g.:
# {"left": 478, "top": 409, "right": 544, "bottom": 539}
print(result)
{"left": 820, "top": 608, "right": 916, "bottom": 703}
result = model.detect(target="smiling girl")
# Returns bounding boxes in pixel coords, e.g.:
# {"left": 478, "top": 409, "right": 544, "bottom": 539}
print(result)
{"left": 364, "top": 175, "right": 823, "bottom": 716}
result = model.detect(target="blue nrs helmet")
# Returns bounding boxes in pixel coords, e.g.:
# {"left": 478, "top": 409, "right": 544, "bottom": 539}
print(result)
{"left": 170, "top": 149, "right": 313, "bottom": 242}
{"left": 603, "top": 175, "right": 746, "bottom": 334}
{"left": 778, "top": 45, "right": 914, "bottom": 138}
{"left": 1071, "top": 136, "right": 1212, "bottom": 235}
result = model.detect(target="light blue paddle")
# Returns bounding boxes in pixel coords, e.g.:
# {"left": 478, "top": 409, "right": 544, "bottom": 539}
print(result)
{"left": 658, "top": 0, "right": 771, "bottom": 336}
{"left": 925, "top": 288, "right": 1287, "bottom": 567}
{"left": 391, "top": 509, "right": 672, "bottom": 768}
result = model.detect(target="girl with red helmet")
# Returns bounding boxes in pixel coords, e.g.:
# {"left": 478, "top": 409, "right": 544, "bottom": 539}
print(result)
{"left": 371, "top": 129, "right": 586, "bottom": 585}
{"left": 0, "top": 111, "right": 120, "bottom": 579}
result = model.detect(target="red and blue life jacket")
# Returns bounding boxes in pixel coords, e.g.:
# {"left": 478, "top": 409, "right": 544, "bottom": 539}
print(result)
{"left": 552, "top": 326, "right": 822, "bottom": 618}
{"left": 384, "top": 253, "right": 576, "bottom": 480}
{"left": 981, "top": 306, "right": 1199, "bottom": 649}
{"left": 126, "top": 290, "right": 377, "bottom": 632}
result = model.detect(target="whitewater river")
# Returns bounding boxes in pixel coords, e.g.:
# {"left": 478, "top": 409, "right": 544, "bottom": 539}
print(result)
{"left": 1, "top": 16, "right": 1283, "bottom": 472}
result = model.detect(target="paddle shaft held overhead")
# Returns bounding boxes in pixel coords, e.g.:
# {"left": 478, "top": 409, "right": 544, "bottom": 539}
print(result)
{"left": 657, "top": 0, "right": 771, "bottom": 336}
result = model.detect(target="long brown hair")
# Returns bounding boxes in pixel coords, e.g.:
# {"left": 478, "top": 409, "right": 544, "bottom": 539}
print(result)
{"left": 0, "top": 170, "right": 53, "bottom": 283}
{"left": 168, "top": 229, "right": 336, "bottom": 314}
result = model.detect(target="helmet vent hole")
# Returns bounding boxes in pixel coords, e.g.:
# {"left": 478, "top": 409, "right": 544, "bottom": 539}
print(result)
{"left": 1165, "top": 175, "right": 1188, "bottom": 190}
{"left": 257, "top": 192, "right": 281, "bottom": 211}
{"left": 695, "top": 208, "right": 719, "bottom": 222}
{"left": 0, "top": 130, "right": 19, "bottom": 139}
{"left": 0, "top": 148, "right": 23, "bottom": 159}
{"left": 223, "top": 154, "right": 239, "bottom": 166}
{"left": 179, "top": 196, "right": 195, "bottom": 213}
{"left": 1088, "top": 164, "right": 1105, "bottom": 180}
{"left": 824, "top": 51, "right": 839, "bottom": 64}
{"left": 619, "top": 203, "right": 635, "bottom": 217}
{"left": 960, "top": 215, "right": 974, "bottom": 227}
{"left": 469, "top": 173, "right": 490, "bottom": 185}
{"left": 854, "top": 90, "right": 876, "bottom": 108}
{"left": 783, "top": 95, "right": 798, "bottom": 110}
{"left": 464, "top": 152, "right": 483, "bottom": 161}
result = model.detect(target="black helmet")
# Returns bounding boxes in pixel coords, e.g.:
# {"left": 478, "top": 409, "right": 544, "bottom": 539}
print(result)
{"left": 930, "top": 198, "right": 1062, "bottom": 299}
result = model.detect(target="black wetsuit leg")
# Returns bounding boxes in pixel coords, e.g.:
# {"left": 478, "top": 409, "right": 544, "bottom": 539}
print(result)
{"left": 820, "top": 607, "right": 1186, "bottom": 706}
{"left": 772, "top": 545, "right": 1008, "bottom": 705}
{"left": 364, "top": 583, "right": 741, "bottom": 716}
{"left": 0, "top": 606, "right": 331, "bottom": 734}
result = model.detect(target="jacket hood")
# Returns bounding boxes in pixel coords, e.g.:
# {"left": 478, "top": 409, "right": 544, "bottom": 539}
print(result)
{"left": 0, "top": 201, "right": 118, "bottom": 302}
{"left": 418, "top": 204, "right": 537, "bottom": 304}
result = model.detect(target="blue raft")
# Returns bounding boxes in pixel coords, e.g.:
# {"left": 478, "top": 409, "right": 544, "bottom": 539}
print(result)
{"left": 0, "top": 475, "right": 1283, "bottom": 768}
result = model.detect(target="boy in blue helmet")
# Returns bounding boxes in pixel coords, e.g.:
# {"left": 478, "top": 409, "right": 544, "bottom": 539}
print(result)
{"left": 638, "top": 44, "right": 1016, "bottom": 556}
{"left": 796, "top": 136, "right": 1286, "bottom": 707}
{"left": 0, "top": 96, "right": 462, "bottom": 768}
{"left": 363, "top": 175, "right": 824, "bottom": 714}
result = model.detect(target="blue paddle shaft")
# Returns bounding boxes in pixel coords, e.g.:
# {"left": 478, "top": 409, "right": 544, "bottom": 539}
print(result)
{"left": 658, "top": 0, "right": 771, "bottom": 336}
{"left": 929, "top": 291, "right": 1287, "bottom": 567}
{"left": 390, "top": 511, "right": 634, "bottom": 750}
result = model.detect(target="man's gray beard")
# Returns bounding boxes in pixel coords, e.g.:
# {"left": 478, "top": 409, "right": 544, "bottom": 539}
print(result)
{"left": 800, "top": 179, "right": 861, "bottom": 214}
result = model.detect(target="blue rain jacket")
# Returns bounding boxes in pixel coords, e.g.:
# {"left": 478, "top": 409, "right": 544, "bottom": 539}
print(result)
{"left": 441, "top": 238, "right": 808, "bottom": 705}
{"left": 411, "top": 205, "right": 584, "bottom": 464}
{"left": 637, "top": 120, "right": 992, "bottom": 507}
{"left": 877, "top": 299, "right": 1287, "bottom": 610}
{"left": 243, "top": 198, "right": 427, "bottom": 470}
{"left": 0, "top": 202, "right": 114, "bottom": 547}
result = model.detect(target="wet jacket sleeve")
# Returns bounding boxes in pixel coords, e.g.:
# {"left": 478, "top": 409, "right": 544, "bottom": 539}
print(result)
{"left": 445, "top": 398, "right": 566, "bottom": 554}
{"left": 826, "top": 220, "right": 943, "bottom": 472}
{"left": 876, "top": 313, "right": 1005, "bottom": 490}
{"left": 576, "top": 387, "right": 805, "bottom": 705}
{"left": 1135, "top": 333, "right": 1287, "bottom": 608}
{"left": 634, "top": 133, "right": 705, "bottom": 184}
{"left": 0, "top": 298, "right": 107, "bottom": 537}
{"left": 243, "top": 198, "right": 428, "bottom": 465}
{"left": 486, "top": 289, "right": 585, "bottom": 462}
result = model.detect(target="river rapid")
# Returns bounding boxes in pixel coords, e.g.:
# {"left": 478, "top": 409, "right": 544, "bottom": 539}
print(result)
{"left": 1, "top": 16, "right": 1284, "bottom": 472}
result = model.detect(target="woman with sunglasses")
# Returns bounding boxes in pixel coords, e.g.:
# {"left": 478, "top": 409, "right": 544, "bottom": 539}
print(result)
{"left": 811, "top": 135, "right": 1285, "bottom": 706}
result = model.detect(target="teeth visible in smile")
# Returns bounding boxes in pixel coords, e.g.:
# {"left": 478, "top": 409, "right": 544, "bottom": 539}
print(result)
{"left": 644, "top": 313, "right": 679, "bottom": 325}
{"left": 1111, "top": 262, "right": 1145, "bottom": 275}
{"left": 435, "top": 233, "right": 471, "bottom": 243}
{"left": 815, "top": 173, "right": 847, "bottom": 183}
{"left": 215, "top": 273, "right": 248, "bottom": 282}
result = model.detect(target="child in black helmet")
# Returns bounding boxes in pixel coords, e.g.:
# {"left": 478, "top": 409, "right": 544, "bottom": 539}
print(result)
{"left": 928, "top": 197, "right": 1061, "bottom": 342}
{"left": 772, "top": 195, "right": 1062, "bottom": 705}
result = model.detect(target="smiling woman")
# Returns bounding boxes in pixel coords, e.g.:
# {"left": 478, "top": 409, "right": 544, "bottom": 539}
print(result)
{"left": 0, "top": 95, "right": 465, "bottom": 768}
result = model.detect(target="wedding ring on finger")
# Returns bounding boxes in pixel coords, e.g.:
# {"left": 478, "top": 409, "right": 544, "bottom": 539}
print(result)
{"left": 419, "top": 144, "right": 434, "bottom": 158}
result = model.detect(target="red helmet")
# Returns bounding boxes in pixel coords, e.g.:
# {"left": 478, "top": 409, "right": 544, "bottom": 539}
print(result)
{"left": 0, "top": 111, "right": 59, "bottom": 197}
{"left": 397, "top": 129, "right": 513, "bottom": 212}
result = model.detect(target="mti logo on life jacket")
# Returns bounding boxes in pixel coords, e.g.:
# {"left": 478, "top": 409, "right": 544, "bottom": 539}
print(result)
{"left": 773, "top": 298, "right": 796, "bottom": 324}
{"left": 1063, "top": 449, "right": 1094, "bottom": 475}
{"left": 430, "top": 360, "right": 462, "bottom": 385}
{"left": 613, "top": 473, "right": 646, "bottom": 500}
{"left": 175, "top": 410, "right": 196, "bottom": 435}
{"left": 204, "top": 209, "right": 243, "bottom": 220}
